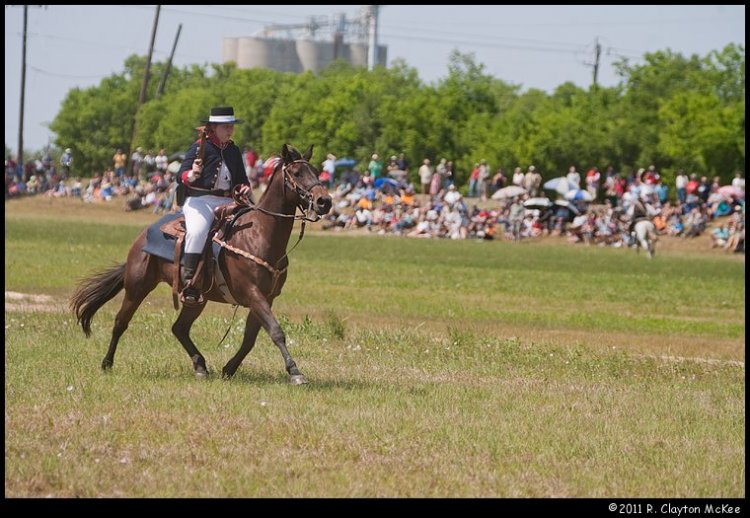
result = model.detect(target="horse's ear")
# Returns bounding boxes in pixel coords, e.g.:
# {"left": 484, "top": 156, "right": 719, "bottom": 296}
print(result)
{"left": 302, "top": 145, "right": 313, "bottom": 162}
{"left": 280, "top": 144, "right": 292, "bottom": 164}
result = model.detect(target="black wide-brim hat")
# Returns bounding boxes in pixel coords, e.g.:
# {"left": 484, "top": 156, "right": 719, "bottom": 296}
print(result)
{"left": 201, "top": 106, "right": 244, "bottom": 124}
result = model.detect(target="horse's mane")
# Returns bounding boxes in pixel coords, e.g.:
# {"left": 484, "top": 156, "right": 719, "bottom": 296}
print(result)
{"left": 258, "top": 147, "right": 305, "bottom": 204}
{"left": 258, "top": 156, "right": 283, "bottom": 204}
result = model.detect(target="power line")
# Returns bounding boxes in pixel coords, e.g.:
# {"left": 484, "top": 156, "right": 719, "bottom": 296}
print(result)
{"left": 28, "top": 65, "right": 111, "bottom": 80}
{"left": 380, "top": 31, "right": 586, "bottom": 55}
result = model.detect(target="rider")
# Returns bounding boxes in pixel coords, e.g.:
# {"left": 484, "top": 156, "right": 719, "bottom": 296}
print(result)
{"left": 178, "top": 106, "right": 253, "bottom": 305}
{"left": 627, "top": 196, "right": 650, "bottom": 243}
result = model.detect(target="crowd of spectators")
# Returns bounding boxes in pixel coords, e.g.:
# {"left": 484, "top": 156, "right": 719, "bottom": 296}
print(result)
{"left": 5, "top": 147, "right": 745, "bottom": 254}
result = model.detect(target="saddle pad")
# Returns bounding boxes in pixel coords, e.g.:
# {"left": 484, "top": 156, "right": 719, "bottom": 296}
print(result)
{"left": 142, "top": 212, "right": 184, "bottom": 264}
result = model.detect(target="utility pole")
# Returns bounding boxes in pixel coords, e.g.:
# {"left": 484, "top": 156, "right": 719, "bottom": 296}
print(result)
{"left": 139, "top": 4, "right": 161, "bottom": 105}
{"left": 17, "top": 4, "right": 28, "bottom": 173}
{"left": 156, "top": 23, "right": 182, "bottom": 99}
{"left": 130, "top": 5, "right": 160, "bottom": 156}
{"left": 592, "top": 37, "right": 601, "bottom": 88}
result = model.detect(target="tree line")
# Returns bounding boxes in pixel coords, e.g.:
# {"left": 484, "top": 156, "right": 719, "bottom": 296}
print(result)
{"left": 45, "top": 44, "right": 744, "bottom": 187}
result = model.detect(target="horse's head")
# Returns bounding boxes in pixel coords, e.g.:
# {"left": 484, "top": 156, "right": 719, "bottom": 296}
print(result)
{"left": 280, "top": 144, "right": 332, "bottom": 218}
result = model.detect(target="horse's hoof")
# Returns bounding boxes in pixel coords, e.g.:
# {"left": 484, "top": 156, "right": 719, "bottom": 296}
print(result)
{"left": 195, "top": 369, "right": 208, "bottom": 379}
{"left": 289, "top": 374, "right": 308, "bottom": 385}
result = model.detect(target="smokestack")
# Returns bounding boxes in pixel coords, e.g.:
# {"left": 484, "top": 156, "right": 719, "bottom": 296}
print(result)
{"left": 367, "top": 5, "right": 379, "bottom": 71}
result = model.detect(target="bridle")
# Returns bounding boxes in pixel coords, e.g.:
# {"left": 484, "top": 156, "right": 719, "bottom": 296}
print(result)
{"left": 280, "top": 159, "right": 325, "bottom": 222}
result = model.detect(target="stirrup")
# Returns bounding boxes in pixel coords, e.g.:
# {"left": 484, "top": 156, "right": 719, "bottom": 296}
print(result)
{"left": 180, "top": 287, "right": 204, "bottom": 306}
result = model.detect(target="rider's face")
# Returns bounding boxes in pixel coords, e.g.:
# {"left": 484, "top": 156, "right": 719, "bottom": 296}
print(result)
{"left": 214, "top": 123, "right": 235, "bottom": 144}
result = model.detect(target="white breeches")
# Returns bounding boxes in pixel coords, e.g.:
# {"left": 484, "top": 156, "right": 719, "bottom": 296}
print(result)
{"left": 183, "top": 195, "right": 231, "bottom": 254}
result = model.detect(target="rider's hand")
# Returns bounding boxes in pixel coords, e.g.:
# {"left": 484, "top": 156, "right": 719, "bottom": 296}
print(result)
{"left": 187, "top": 159, "right": 202, "bottom": 182}
{"left": 237, "top": 184, "right": 252, "bottom": 197}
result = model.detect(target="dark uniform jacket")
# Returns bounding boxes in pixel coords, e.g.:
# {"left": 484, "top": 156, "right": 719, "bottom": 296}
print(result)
{"left": 178, "top": 138, "right": 248, "bottom": 199}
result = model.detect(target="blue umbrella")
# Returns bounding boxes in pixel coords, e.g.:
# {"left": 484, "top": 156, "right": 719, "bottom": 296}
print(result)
{"left": 374, "top": 177, "right": 399, "bottom": 190}
{"left": 334, "top": 158, "right": 357, "bottom": 169}
{"left": 564, "top": 189, "right": 593, "bottom": 202}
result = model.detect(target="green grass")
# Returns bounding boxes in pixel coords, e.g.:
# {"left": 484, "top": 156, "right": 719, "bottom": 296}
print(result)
{"left": 4, "top": 200, "right": 745, "bottom": 497}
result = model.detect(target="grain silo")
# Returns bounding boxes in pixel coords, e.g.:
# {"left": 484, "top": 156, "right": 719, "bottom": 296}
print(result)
{"left": 236, "top": 37, "right": 302, "bottom": 73}
{"left": 222, "top": 37, "right": 238, "bottom": 64}
{"left": 222, "top": 7, "right": 387, "bottom": 74}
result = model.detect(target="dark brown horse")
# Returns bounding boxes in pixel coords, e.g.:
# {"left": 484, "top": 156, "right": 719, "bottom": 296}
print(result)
{"left": 70, "top": 144, "right": 332, "bottom": 383}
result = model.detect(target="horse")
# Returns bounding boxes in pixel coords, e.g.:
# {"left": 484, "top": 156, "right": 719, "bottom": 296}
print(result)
{"left": 633, "top": 218, "right": 657, "bottom": 258}
{"left": 69, "top": 144, "right": 332, "bottom": 384}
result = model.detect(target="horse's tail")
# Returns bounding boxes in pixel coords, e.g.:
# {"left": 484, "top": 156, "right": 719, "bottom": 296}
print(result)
{"left": 69, "top": 263, "right": 126, "bottom": 337}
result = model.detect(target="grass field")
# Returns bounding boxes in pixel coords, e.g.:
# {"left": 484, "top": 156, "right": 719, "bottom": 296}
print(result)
{"left": 5, "top": 196, "right": 745, "bottom": 497}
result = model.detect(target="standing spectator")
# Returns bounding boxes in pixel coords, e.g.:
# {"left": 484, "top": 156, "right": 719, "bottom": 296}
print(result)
{"left": 512, "top": 167, "right": 525, "bottom": 187}
{"left": 142, "top": 150, "right": 156, "bottom": 178}
{"left": 566, "top": 165, "right": 580, "bottom": 189}
{"left": 244, "top": 146, "right": 258, "bottom": 180}
{"left": 444, "top": 160, "right": 455, "bottom": 186}
{"left": 585, "top": 167, "right": 600, "bottom": 201}
{"left": 60, "top": 148, "right": 73, "bottom": 179}
{"left": 675, "top": 170, "right": 688, "bottom": 204}
{"left": 130, "top": 147, "right": 144, "bottom": 178}
{"left": 368, "top": 154, "right": 383, "bottom": 180}
{"left": 468, "top": 163, "right": 480, "bottom": 197}
{"left": 418, "top": 158, "right": 433, "bottom": 195}
{"left": 429, "top": 167, "right": 442, "bottom": 197}
{"left": 436, "top": 158, "right": 448, "bottom": 188}
{"left": 656, "top": 179, "right": 669, "bottom": 205}
{"left": 524, "top": 165, "right": 542, "bottom": 197}
{"left": 321, "top": 153, "right": 336, "bottom": 188}
{"left": 478, "top": 159, "right": 490, "bottom": 201}
{"left": 113, "top": 148, "right": 127, "bottom": 179}
{"left": 697, "top": 176, "right": 711, "bottom": 203}
{"left": 396, "top": 153, "right": 409, "bottom": 174}
{"left": 155, "top": 148, "right": 169, "bottom": 175}
{"left": 686, "top": 174, "right": 700, "bottom": 197}
{"left": 509, "top": 197, "right": 525, "bottom": 242}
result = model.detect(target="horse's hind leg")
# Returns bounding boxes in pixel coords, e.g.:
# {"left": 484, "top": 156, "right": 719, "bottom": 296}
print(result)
{"left": 102, "top": 256, "right": 159, "bottom": 370}
{"left": 222, "top": 311, "right": 261, "bottom": 379}
{"left": 172, "top": 303, "right": 209, "bottom": 378}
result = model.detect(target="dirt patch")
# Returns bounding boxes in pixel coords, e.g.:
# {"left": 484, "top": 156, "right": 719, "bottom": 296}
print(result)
{"left": 5, "top": 291, "right": 65, "bottom": 313}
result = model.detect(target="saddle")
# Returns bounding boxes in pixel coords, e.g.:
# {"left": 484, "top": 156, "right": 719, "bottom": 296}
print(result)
{"left": 160, "top": 201, "right": 245, "bottom": 308}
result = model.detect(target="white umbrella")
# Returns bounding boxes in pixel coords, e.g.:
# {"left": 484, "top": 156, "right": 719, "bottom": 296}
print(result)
{"left": 523, "top": 197, "right": 553, "bottom": 209}
{"left": 543, "top": 177, "right": 577, "bottom": 195}
{"left": 564, "top": 189, "right": 593, "bottom": 202}
{"left": 491, "top": 185, "right": 526, "bottom": 199}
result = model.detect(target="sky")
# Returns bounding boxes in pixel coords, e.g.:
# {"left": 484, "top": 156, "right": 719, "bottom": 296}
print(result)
{"left": 4, "top": 4, "right": 745, "bottom": 155}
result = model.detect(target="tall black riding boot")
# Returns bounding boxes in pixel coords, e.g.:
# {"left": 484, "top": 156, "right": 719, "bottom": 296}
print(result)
{"left": 180, "top": 252, "right": 204, "bottom": 305}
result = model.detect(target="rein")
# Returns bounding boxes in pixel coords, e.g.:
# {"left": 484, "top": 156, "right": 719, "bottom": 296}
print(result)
{"left": 212, "top": 158, "right": 322, "bottom": 297}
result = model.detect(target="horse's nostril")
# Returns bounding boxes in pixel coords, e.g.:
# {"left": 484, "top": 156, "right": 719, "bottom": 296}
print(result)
{"left": 316, "top": 198, "right": 332, "bottom": 213}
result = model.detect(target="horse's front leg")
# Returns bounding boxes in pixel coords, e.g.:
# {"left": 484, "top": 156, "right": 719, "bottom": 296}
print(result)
{"left": 248, "top": 291, "right": 307, "bottom": 385}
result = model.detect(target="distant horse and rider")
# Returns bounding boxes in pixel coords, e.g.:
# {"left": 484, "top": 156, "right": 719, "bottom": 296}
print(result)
{"left": 70, "top": 140, "right": 332, "bottom": 384}
{"left": 632, "top": 218, "right": 657, "bottom": 258}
